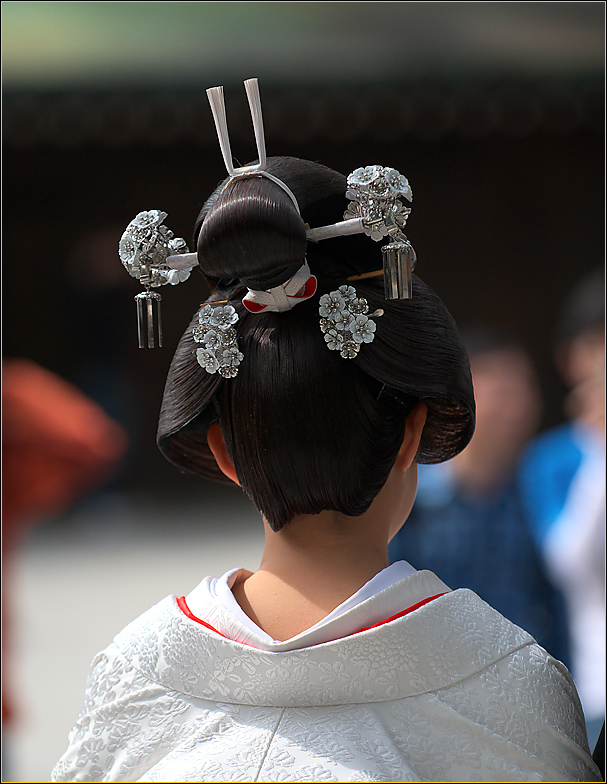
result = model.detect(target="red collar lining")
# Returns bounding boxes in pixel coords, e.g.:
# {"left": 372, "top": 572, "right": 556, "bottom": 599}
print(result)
{"left": 351, "top": 592, "right": 447, "bottom": 634}
{"left": 176, "top": 591, "right": 447, "bottom": 644}
{"left": 176, "top": 595, "right": 229, "bottom": 638}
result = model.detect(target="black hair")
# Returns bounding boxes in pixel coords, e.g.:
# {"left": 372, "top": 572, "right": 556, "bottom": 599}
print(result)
{"left": 157, "top": 156, "right": 475, "bottom": 530}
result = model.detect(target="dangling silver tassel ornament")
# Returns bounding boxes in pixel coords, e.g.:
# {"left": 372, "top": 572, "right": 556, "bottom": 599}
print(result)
{"left": 135, "top": 290, "right": 163, "bottom": 348}
{"left": 382, "top": 239, "right": 416, "bottom": 300}
{"left": 118, "top": 210, "right": 195, "bottom": 348}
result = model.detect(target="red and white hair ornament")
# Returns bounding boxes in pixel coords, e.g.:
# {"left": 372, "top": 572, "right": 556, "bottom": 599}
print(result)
{"left": 242, "top": 262, "right": 317, "bottom": 314}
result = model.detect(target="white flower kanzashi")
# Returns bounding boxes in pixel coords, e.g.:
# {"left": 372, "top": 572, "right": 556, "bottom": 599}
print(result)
{"left": 324, "top": 329, "right": 344, "bottom": 351}
{"left": 194, "top": 304, "right": 244, "bottom": 378}
{"left": 196, "top": 348, "right": 219, "bottom": 374}
{"left": 219, "top": 365, "right": 239, "bottom": 379}
{"left": 168, "top": 236, "right": 188, "bottom": 254}
{"left": 349, "top": 298, "right": 369, "bottom": 315}
{"left": 349, "top": 314, "right": 376, "bottom": 344}
{"left": 131, "top": 210, "right": 167, "bottom": 229}
{"left": 319, "top": 292, "right": 345, "bottom": 318}
{"left": 343, "top": 166, "right": 413, "bottom": 243}
{"left": 383, "top": 168, "right": 413, "bottom": 201}
{"left": 340, "top": 340, "right": 360, "bottom": 359}
{"left": 319, "top": 287, "right": 380, "bottom": 360}
{"left": 332, "top": 310, "right": 353, "bottom": 330}
{"left": 220, "top": 327, "right": 237, "bottom": 346}
{"left": 202, "top": 330, "right": 222, "bottom": 350}
{"left": 222, "top": 346, "right": 244, "bottom": 368}
{"left": 337, "top": 285, "right": 357, "bottom": 301}
{"left": 348, "top": 166, "right": 383, "bottom": 188}
{"left": 346, "top": 166, "right": 412, "bottom": 202}
{"left": 118, "top": 209, "right": 193, "bottom": 288}
{"left": 210, "top": 305, "right": 239, "bottom": 329}
{"left": 119, "top": 235, "right": 137, "bottom": 266}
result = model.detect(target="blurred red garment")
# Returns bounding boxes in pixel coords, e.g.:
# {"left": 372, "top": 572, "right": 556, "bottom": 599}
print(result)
{"left": 2, "top": 358, "right": 128, "bottom": 723}
{"left": 2, "top": 358, "right": 128, "bottom": 543}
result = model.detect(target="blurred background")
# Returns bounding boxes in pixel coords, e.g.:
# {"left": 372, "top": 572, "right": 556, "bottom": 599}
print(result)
{"left": 2, "top": 2, "right": 604, "bottom": 780}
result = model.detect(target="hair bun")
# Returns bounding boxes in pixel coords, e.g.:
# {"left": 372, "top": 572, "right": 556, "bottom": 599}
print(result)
{"left": 196, "top": 173, "right": 307, "bottom": 288}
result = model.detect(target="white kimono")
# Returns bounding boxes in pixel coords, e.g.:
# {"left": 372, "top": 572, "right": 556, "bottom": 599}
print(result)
{"left": 52, "top": 570, "right": 600, "bottom": 782}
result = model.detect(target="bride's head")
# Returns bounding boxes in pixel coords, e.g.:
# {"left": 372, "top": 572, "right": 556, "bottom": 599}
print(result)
{"left": 157, "top": 156, "right": 475, "bottom": 531}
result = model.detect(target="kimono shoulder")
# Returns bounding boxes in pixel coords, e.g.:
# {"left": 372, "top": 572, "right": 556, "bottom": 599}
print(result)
{"left": 51, "top": 583, "right": 601, "bottom": 782}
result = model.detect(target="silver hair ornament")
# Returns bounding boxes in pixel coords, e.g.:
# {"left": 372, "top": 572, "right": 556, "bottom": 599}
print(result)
{"left": 118, "top": 210, "right": 195, "bottom": 348}
{"left": 319, "top": 286, "right": 384, "bottom": 360}
{"left": 194, "top": 304, "right": 244, "bottom": 378}
{"left": 308, "top": 165, "right": 417, "bottom": 300}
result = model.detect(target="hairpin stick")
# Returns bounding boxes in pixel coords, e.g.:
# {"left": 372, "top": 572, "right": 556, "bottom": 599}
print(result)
{"left": 201, "top": 300, "right": 229, "bottom": 307}
{"left": 346, "top": 270, "right": 384, "bottom": 281}
{"left": 206, "top": 85, "right": 240, "bottom": 176}
{"left": 244, "top": 78, "right": 266, "bottom": 170}
{"left": 306, "top": 218, "right": 363, "bottom": 242}
{"left": 207, "top": 79, "right": 268, "bottom": 178}
{"left": 205, "top": 79, "right": 301, "bottom": 213}
{"left": 166, "top": 252, "right": 198, "bottom": 270}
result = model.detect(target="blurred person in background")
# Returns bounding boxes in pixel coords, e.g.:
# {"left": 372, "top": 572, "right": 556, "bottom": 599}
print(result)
{"left": 389, "top": 327, "right": 570, "bottom": 664}
{"left": 2, "top": 359, "right": 127, "bottom": 777}
{"left": 519, "top": 268, "right": 605, "bottom": 747}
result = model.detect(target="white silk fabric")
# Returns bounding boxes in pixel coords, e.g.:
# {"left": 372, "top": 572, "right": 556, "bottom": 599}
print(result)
{"left": 52, "top": 570, "right": 600, "bottom": 782}
{"left": 197, "top": 560, "right": 418, "bottom": 646}
{"left": 242, "top": 262, "right": 317, "bottom": 313}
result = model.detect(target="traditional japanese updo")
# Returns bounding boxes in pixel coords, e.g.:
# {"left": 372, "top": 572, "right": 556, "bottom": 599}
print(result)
{"left": 157, "top": 156, "right": 475, "bottom": 530}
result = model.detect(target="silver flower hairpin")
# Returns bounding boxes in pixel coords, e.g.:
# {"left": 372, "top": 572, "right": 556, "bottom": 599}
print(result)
{"left": 346, "top": 166, "right": 416, "bottom": 300}
{"left": 308, "top": 165, "right": 417, "bottom": 300}
{"left": 118, "top": 210, "right": 195, "bottom": 348}
{"left": 194, "top": 304, "right": 244, "bottom": 378}
{"left": 319, "top": 286, "right": 384, "bottom": 360}
{"left": 344, "top": 166, "right": 412, "bottom": 240}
